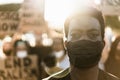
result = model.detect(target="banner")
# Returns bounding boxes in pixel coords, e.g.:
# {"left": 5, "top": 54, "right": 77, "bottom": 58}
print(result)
{"left": 0, "top": 55, "right": 39, "bottom": 80}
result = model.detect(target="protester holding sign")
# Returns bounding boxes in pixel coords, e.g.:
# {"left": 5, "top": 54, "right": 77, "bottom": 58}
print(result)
{"left": 0, "top": 39, "right": 41, "bottom": 80}
{"left": 13, "top": 39, "right": 30, "bottom": 58}
{"left": 3, "top": 41, "right": 13, "bottom": 57}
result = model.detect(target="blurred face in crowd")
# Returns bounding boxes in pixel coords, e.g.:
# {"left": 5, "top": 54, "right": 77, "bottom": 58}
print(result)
{"left": 115, "top": 41, "right": 120, "bottom": 60}
{"left": 16, "top": 42, "right": 28, "bottom": 58}
{"left": 117, "top": 41, "right": 120, "bottom": 50}
{"left": 3, "top": 42, "right": 12, "bottom": 56}
{"left": 65, "top": 16, "right": 104, "bottom": 68}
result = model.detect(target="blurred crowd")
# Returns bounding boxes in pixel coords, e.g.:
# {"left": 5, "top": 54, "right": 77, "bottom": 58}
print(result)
{"left": 1, "top": 29, "right": 120, "bottom": 80}
{"left": 0, "top": 35, "right": 70, "bottom": 79}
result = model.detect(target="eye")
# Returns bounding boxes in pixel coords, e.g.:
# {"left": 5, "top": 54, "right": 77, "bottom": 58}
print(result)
{"left": 70, "top": 32, "right": 82, "bottom": 41}
{"left": 88, "top": 33, "right": 99, "bottom": 40}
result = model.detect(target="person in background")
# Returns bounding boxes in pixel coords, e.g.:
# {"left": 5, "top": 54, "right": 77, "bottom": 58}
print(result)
{"left": 13, "top": 39, "right": 30, "bottom": 58}
{"left": 42, "top": 54, "right": 62, "bottom": 76}
{"left": 2, "top": 41, "right": 13, "bottom": 57}
{"left": 30, "top": 39, "right": 53, "bottom": 79}
{"left": 52, "top": 38, "right": 70, "bottom": 69}
{"left": 43, "top": 6, "right": 119, "bottom": 80}
{"left": 13, "top": 39, "right": 41, "bottom": 80}
{"left": 105, "top": 36, "right": 120, "bottom": 78}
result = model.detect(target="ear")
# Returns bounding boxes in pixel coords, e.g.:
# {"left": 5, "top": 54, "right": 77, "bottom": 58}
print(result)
{"left": 64, "top": 40, "right": 68, "bottom": 50}
{"left": 103, "top": 40, "right": 105, "bottom": 46}
{"left": 103, "top": 38, "right": 106, "bottom": 47}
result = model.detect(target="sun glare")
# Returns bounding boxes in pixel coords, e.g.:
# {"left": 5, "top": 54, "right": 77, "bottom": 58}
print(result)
{"left": 45, "top": 0, "right": 96, "bottom": 30}
{"left": 0, "top": 0, "right": 97, "bottom": 30}
{"left": 0, "top": 0, "right": 24, "bottom": 4}
{"left": 45, "top": 0, "right": 75, "bottom": 29}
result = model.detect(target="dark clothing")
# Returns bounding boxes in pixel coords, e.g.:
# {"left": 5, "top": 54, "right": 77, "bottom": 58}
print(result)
{"left": 105, "top": 58, "right": 120, "bottom": 78}
{"left": 43, "top": 68, "right": 120, "bottom": 80}
{"left": 104, "top": 37, "right": 120, "bottom": 78}
{"left": 30, "top": 46, "right": 53, "bottom": 79}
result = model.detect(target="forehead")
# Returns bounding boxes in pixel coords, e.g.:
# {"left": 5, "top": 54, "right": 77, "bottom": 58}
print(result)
{"left": 69, "top": 16, "right": 101, "bottom": 32}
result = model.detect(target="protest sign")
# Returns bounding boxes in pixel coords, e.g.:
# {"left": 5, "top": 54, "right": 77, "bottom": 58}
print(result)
{"left": 0, "top": 55, "right": 39, "bottom": 80}
{"left": 0, "top": 11, "right": 19, "bottom": 35}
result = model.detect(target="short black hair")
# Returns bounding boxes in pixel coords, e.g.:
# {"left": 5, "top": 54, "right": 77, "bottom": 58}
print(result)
{"left": 64, "top": 7, "right": 105, "bottom": 39}
{"left": 13, "top": 39, "right": 30, "bottom": 48}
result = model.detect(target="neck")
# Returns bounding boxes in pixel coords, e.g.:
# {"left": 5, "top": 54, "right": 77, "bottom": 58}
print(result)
{"left": 70, "top": 65, "right": 99, "bottom": 80}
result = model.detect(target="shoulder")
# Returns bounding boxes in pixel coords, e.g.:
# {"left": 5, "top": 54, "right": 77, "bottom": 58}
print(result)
{"left": 42, "top": 68, "right": 70, "bottom": 80}
{"left": 99, "top": 69, "right": 120, "bottom": 80}
{"left": 43, "top": 68, "right": 120, "bottom": 80}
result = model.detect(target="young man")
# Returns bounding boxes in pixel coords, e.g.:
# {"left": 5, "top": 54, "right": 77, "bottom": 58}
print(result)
{"left": 43, "top": 7, "right": 120, "bottom": 80}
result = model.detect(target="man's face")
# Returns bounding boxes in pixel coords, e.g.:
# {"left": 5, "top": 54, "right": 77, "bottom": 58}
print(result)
{"left": 65, "top": 16, "right": 104, "bottom": 68}
{"left": 67, "top": 16, "right": 102, "bottom": 42}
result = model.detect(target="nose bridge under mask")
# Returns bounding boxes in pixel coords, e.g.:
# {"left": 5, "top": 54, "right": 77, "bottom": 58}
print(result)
{"left": 79, "top": 32, "right": 89, "bottom": 41}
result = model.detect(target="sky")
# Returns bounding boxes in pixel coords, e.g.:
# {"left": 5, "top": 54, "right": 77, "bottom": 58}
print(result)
{"left": 0, "top": 0, "right": 24, "bottom": 4}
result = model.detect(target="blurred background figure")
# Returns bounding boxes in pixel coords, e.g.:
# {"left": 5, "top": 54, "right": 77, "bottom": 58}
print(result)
{"left": 38, "top": 45, "right": 53, "bottom": 79}
{"left": 99, "top": 27, "right": 113, "bottom": 70}
{"left": 52, "top": 37, "right": 70, "bottom": 70}
{"left": 105, "top": 36, "right": 120, "bottom": 78}
{"left": 13, "top": 39, "right": 31, "bottom": 58}
{"left": 2, "top": 41, "right": 13, "bottom": 57}
{"left": 42, "top": 53, "right": 62, "bottom": 76}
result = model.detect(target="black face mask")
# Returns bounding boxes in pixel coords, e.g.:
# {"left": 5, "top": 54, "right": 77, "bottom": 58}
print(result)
{"left": 66, "top": 40, "right": 104, "bottom": 69}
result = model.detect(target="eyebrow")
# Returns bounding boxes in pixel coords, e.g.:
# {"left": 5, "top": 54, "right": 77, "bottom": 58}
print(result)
{"left": 70, "top": 28, "right": 99, "bottom": 33}
{"left": 88, "top": 29, "right": 99, "bottom": 32}
{"left": 70, "top": 29, "right": 82, "bottom": 34}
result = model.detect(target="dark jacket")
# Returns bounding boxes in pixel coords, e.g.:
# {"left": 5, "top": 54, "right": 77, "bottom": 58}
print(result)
{"left": 43, "top": 68, "right": 120, "bottom": 80}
